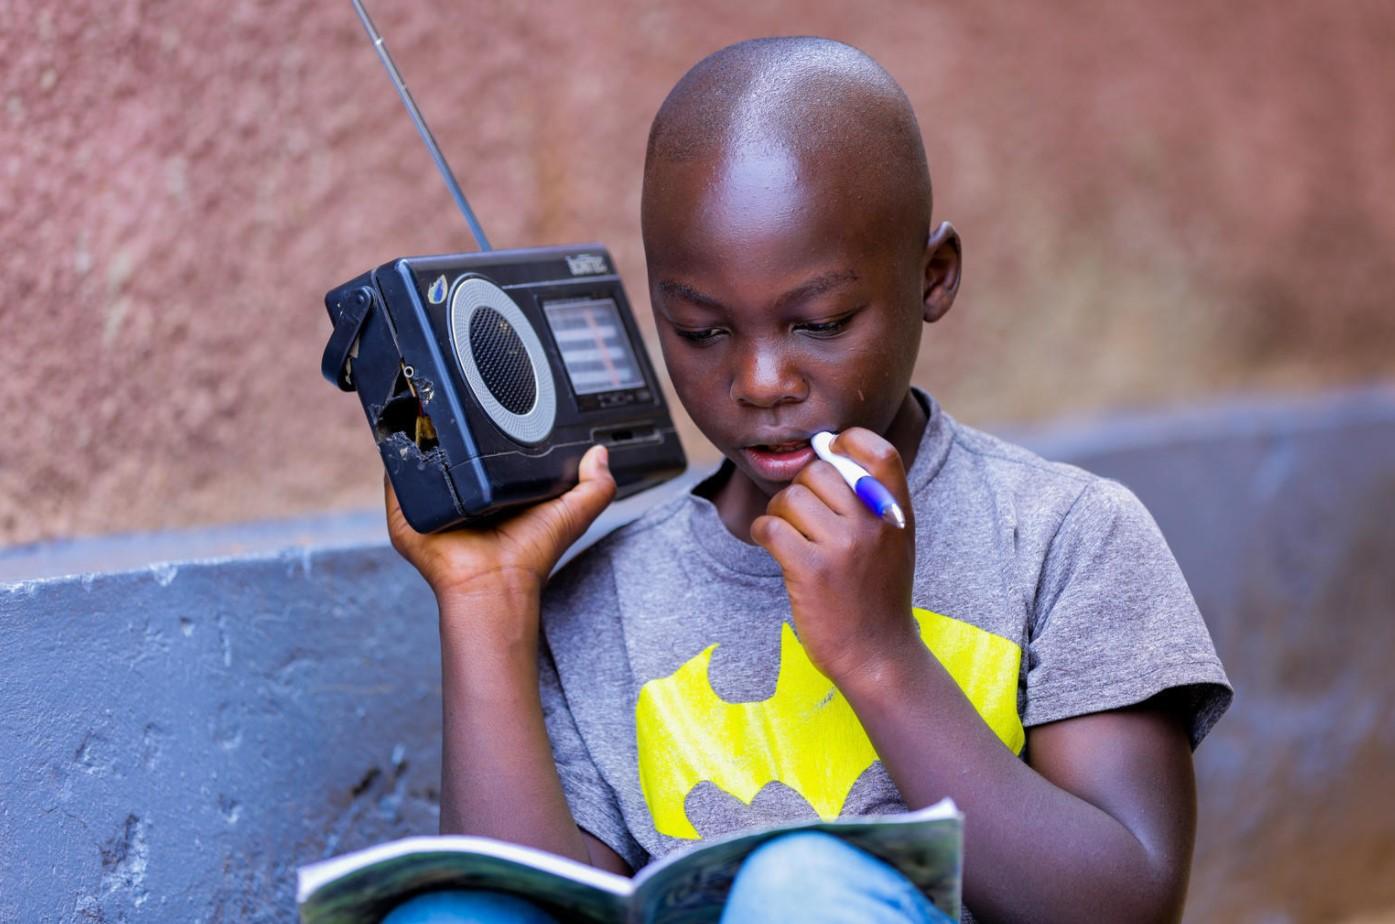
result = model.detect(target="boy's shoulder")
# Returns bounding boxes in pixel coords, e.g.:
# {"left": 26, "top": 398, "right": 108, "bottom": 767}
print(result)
{"left": 543, "top": 486, "right": 698, "bottom": 607}
{"left": 591, "top": 485, "right": 699, "bottom": 560}
{"left": 921, "top": 401, "right": 1148, "bottom": 536}
{"left": 940, "top": 412, "right": 1093, "bottom": 495}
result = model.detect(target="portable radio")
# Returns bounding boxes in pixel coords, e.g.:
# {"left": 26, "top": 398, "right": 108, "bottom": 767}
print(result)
{"left": 321, "top": 1, "right": 685, "bottom": 532}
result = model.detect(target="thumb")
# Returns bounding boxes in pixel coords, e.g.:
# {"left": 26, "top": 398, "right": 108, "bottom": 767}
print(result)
{"left": 537, "top": 444, "right": 617, "bottom": 551}
{"left": 578, "top": 442, "right": 613, "bottom": 486}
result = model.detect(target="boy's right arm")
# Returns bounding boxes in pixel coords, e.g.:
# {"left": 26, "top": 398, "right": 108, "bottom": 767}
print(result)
{"left": 385, "top": 445, "right": 631, "bottom": 875}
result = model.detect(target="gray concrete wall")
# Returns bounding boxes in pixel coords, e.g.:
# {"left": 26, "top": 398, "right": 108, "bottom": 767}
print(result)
{"left": 0, "top": 543, "right": 439, "bottom": 924}
{"left": 3, "top": 387, "right": 1394, "bottom": 923}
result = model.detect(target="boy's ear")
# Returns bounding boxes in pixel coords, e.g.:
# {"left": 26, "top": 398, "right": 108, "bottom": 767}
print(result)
{"left": 922, "top": 221, "right": 962, "bottom": 324}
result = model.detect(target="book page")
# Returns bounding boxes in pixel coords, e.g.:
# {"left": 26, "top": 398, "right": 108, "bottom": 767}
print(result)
{"left": 298, "top": 835, "right": 631, "bottom": 924}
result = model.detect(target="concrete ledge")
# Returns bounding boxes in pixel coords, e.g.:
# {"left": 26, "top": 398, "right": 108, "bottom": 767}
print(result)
{"left": 4, "top": 385, "right": 1394, "bottom": 923}
{"left": 0, "top": 510, "right": 390, "bottom": 585}
{"left": 1, "top": 543, "right": 439, "bottom": 923}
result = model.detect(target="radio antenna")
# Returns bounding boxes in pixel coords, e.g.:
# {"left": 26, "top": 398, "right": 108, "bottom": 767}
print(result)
{"left": 350, "top": 0, "right": 493, "bottom": 251}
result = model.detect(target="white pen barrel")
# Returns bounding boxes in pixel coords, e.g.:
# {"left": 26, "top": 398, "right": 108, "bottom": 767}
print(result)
{"left": 811, "top": 431, "right": 868, "bottom": 486}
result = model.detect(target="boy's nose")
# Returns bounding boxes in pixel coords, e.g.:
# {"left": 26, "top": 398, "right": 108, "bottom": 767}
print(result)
{"left": 730, "top": 342, "right": 807, "bottom": 408}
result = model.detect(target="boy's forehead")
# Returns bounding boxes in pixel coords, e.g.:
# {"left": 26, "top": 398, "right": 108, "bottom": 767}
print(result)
{"left": 646, "top": 144, "right": 884, "bottom": 266}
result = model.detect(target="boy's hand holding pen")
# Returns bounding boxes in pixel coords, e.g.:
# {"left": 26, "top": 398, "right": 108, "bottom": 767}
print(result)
{"left": 811, "top": 431, "right": 907, "bottom": 529}
{"left": 751, "top": 428, "right": 920, "bottom": 686}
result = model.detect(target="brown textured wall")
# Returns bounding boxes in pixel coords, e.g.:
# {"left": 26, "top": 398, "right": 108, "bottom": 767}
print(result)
{"left": 2, "top": 0, "right": 1393, "bottom": 548}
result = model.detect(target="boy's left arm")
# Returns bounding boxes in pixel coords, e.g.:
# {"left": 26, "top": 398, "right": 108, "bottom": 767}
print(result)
{"left": 851, "top": 649, "right": 1195, "bottom": 924}
{"left": 752, "top": 429, "right": 1196, "bottom": 924}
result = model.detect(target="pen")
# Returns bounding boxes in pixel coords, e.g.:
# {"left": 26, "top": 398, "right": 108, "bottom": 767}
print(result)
{"left": 810, "top": 431, "right": 907, "bottom": 529}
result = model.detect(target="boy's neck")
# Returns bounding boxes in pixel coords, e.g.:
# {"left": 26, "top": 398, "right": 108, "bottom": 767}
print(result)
{"left": 710, "top": 390, "right": 928, "bottom": 543}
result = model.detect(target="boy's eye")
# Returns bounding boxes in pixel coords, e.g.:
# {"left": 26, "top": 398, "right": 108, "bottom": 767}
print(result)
{"left": 795, "top": 314, "right": 854, "bottom": 338}
{"left": 674, "top": 326, "right": 725, "bottom": 344}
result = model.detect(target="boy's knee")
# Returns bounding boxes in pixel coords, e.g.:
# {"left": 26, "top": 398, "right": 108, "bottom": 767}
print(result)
{"left": 723, "top": 832, "right": 951, "bottom": 923}
{"left": 382, "top": 889, "right": 559, "bottom": 924}
{"left": 738, "top": 830, "right": 864, "bottom": 887}
{"left": 728, "top": 831, "right": 894, "bottom": 906}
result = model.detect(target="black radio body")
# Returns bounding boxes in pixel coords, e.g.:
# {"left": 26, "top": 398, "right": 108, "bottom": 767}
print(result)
{"left": 321, "top": 244, "right": 686, "bottom": 533}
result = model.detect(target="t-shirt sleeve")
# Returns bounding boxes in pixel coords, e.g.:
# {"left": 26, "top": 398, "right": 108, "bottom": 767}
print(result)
{"left": 537, "top": 577, "right": 647, "bottom": 871}
{"left": 1023, "top": 478, "right": 1232, "bottom": 747}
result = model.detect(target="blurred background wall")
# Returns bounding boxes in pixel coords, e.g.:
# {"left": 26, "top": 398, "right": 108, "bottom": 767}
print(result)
{"left": 2, "top": 0, "right": 1392, "bottom": 547}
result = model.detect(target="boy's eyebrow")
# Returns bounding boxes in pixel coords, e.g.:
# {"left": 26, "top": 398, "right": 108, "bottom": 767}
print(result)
{"left": 656, "top": 280, "right": 726, "bottom": 312}
{"left": 656, "top": 270, "right": 859, "bottom": 314}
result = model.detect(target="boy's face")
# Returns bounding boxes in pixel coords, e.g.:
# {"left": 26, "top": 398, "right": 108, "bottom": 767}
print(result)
{"left": 643, "top": 148, "right": 939, "bottom": 497}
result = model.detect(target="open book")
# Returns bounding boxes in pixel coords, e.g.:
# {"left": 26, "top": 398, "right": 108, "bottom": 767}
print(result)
{"left": 297, "top": 799, "right": 961, "bottom": 924}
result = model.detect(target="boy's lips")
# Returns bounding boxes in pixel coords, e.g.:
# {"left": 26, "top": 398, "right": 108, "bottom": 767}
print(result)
{"left": 741, "top": 438, "right": 817, "bottom": 483}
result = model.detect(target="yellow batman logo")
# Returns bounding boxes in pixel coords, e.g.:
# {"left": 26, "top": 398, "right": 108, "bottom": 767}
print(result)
{"left": 635, "top": 608, "right": 1022, "bottom": 840}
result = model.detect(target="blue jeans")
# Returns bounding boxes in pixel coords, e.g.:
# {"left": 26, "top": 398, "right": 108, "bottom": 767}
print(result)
{"left": 382, "top": 831, "right": 955, "bottom": 923}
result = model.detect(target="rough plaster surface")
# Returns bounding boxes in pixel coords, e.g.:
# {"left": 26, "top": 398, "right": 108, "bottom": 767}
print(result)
{"left": 2, "top": 0, "right": 1394, "bottom": 547}
{"left": 3, "top": 389, "right": 1395, "bottom": 922}
{"left": 0, "top": 546, "right": 443, "bottom": 924}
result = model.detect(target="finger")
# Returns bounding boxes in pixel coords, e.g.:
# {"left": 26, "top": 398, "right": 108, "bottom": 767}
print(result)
{"left": 830, "top": 428, "right": 913, "bottom": 513}
{"left": 384, "top": 474, "right": 401, "bottom": 517}
{"left": 791, "top": 459, "right": 862, "bottom": 518}
{"left": 766, "top": 481, "right": 842, "bottom": 542}
{"left": 750, "top": 513, "right": 808, "bottom": 564}
{"left": 383, "top": 475, "right": 417, "bottom": 548}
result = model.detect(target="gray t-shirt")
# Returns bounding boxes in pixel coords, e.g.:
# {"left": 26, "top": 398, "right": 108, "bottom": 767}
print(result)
{"left": 538, "top": 391, "right": 1232, "bottom": 878}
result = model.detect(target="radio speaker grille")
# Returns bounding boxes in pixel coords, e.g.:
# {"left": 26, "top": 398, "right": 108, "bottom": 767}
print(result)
{"left": 469, "top": 307, "right": 537, "bottom": 415}
{"left": 447, "top": 275, "right": 557, "bottom": 445}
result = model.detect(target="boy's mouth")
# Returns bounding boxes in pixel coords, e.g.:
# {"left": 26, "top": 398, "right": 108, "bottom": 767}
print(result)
{"left": 742, "top": 439, "right": 817, "bottom": 483}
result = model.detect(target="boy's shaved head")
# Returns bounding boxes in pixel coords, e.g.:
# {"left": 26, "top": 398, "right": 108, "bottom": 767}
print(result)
{"left": 642, "top": 37, "right": 962, "bottom": 527}
{"left": 644, "top": 36, "right": 932, "bottom": 255}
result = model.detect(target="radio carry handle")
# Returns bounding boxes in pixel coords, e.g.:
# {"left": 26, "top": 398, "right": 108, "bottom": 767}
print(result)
{"left": 321, "top": 286, "right": 378, "bottom": 392}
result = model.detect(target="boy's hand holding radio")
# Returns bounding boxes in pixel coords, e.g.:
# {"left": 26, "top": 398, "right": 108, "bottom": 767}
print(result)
{"left": 752, "top": 428, "right": 919, "bottom": 686}
{"left": 386, "top": 444, "right": 616, "bottom": 628}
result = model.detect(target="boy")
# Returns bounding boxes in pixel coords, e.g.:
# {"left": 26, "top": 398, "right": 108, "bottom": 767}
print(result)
{"left": 384, "top": 37, "right": 1230, "bottom": 923}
